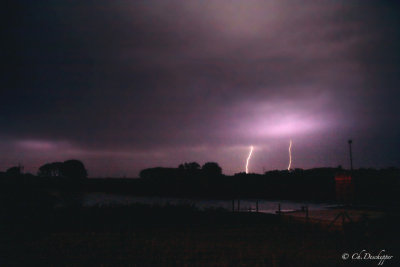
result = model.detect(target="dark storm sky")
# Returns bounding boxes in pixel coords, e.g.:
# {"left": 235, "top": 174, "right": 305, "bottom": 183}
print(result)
{"left": 2, "top": 0, "right": 400, "bottom": 176}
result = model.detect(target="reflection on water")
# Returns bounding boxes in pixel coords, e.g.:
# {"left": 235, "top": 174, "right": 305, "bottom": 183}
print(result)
{"left": 83, "top": 193, "right": 335, "bottom": 214}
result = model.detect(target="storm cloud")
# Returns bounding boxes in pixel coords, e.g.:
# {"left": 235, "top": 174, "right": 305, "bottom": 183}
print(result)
{"left": 2, "top": 0, "right": 399, "bottom": 176}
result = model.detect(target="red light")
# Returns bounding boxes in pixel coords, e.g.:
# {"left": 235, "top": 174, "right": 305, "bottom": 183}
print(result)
{"left": 335, "top": 174, "right": 352, "bottom": 182}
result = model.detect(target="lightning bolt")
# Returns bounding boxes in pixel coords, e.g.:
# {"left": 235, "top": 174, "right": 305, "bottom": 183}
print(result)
{"left": 245, "top": 145, "right": 254, "bottom": 174}
{"left": 288, "top": 139, "right": 292, "bottom": 171}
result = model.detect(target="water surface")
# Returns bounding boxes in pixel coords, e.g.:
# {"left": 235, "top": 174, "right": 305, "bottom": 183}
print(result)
{"left": 83, "top": 193, "right": 336, "bottom": 214}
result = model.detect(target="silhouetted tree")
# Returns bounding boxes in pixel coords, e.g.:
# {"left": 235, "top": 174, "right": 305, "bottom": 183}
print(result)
{"left": 38, "top": 163, "right": 51, "bottom": 176}
{"left": 178, "top": 162, "right": 201, "bottom": 178}
{"left": 61, "top": 160, "right": 88, "bottom": 179}
{"left": 6, "top": 166, "right": 22, "bottom": 176}
{"left": 179, "top": 162, "right": 200, "bottom": 171}
{"left": 38, "top": 160, "right": 87, "bottom": 179}
{"left": 38, "top": 162, "right": 63, "bottom": 177}
{"left": 201, "top": 162, "right": 222, "bottom": 177}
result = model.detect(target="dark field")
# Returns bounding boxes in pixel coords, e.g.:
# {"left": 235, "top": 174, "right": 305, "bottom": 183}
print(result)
{"left": 1, "top": 203, "right": 399, "bottom": 266}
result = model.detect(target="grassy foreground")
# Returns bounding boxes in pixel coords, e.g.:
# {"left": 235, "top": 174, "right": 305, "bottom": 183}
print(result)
{"left": 1, "top": 203, "right": 399, "bottom": 266}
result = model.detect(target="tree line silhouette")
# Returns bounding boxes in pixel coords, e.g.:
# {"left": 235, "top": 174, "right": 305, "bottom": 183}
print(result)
{"left": 0, "top": 159, "right": 399, "bottom": 205}
{"left": 2, "top": 159, "right": 87, "bottom": 179}
{"left": 38, "top": 160, "right": 88, "bottom": 179}
{"left": 140, "top": 162, "right": 222, "bottom": 180}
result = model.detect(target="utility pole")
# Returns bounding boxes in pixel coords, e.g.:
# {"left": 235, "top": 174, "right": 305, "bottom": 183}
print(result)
{"left": 348, "top": 139, "right": 353, "bottom": 172}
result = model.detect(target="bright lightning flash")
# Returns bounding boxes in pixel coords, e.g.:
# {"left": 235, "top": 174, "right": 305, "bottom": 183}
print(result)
{"left": 245, "top": 145, "right": 254, "bottom": 174}
{"left": 287, "top": 139, "right": 292, "bottom": 171}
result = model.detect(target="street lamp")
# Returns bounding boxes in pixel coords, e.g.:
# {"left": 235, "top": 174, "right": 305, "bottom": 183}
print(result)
{"left": 348, "top": 139, "right": 353, "bottom": 172}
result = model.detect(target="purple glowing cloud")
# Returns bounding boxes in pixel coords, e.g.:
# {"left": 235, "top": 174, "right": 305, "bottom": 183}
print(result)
{"left": 1, "top": 0, "right": 399, "bottom": 176}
